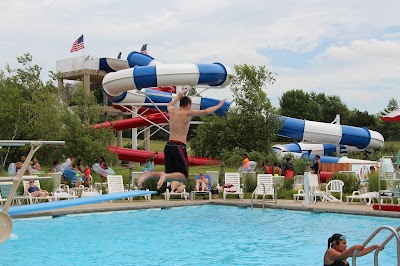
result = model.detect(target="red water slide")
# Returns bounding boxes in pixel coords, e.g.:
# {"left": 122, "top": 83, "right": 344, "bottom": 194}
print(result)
{"left": 93, "top": 109, "right": 221, "bottom": 166}
{"left": 93, "top": 112, "right": 169, "bottom": 131}
{"left": 108, "top": 146, "right": 221, "bottom": 166}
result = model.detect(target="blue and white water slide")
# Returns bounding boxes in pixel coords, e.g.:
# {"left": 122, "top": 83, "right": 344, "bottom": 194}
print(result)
{"left": 99, "top": 53, "right": 384, "bottom": 162}
{"left": 100, "top": 52, "right": 232, "bottom": 116}
{"left": 273, "top": 116, "right": 384, "bottom": 163}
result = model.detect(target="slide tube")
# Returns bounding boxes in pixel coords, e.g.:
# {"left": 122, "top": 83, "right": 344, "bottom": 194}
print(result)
{"left": 277, "top": 116, "right": 384, "bottom": 149}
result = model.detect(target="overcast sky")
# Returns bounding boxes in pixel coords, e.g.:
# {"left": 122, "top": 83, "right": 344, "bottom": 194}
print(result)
{"left": 1, "top": 0, "right": 399, "bottom": 116}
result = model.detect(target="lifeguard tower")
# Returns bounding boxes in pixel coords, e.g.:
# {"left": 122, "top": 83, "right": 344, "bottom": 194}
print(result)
{"left": 55, "top": 55, "right": 125, "bottom": 148}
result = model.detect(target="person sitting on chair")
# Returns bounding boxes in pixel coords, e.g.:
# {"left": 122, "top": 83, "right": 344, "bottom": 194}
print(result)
{"left": 26, "top": 180, "right": 49, "bottom": 197}
{"left": 195, "top": 173, "right": 209, "bottom": 191}
{"left": 167, "top": 181, "right": 186, "bottom": 193}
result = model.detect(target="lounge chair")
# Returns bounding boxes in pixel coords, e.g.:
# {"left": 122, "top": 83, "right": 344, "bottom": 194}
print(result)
{"left": 130, "top": 172, "right": 151, "bottom": 201}
{"left": 108, "top": 175, "right": 152, "bottom": 201}
{"left": 346, "top": 191, "right": 393, "bottom": 205}
{"left": 53, "top": 184, "right": 77, "bottom": 201}
{"left": 0, "top": 181, "right": 29, "bottom": 205}
{"left": 107, "top": 175, "right": 129, "bottom": 202}
{"left": 191, "top": 174, "right": 212, "bottom": 201}
{"left": 253, "top": 174, "right": 276, "bottom": 203}
{"left": 0, "top": 191, "right": 7, "bottom": 206}
{"left": 164, "top": 181, "right": 189, "bottom": 200}
{"left": 293, "top": 189, "right": 305, "bottom": 201}
{"left": 293, "top": 175, "right": 304, "bottom": 190}
{"left": 223, "top": 173, "right": 244, "bottom": 200}
{"left": 23, "top": 179, "right": 54, "bottom": 204}
{"left": 205, "top": 171, "right": 220, "bottom": 190}
{"left": 293, "top": 174, "right": 323, "bottom": 203}
{"left": 81, "top": 186, "right": 103, "bottom": 197}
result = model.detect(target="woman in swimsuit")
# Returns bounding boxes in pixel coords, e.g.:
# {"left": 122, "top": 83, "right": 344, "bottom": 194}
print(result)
{"left": 26, "top": 180, "right": 49, "bottom": 197}
{"left": 324, "top": 233, "right": 383, "bottom": 266}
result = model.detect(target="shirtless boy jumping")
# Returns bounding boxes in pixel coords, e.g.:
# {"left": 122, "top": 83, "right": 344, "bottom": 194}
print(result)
{"left": 137, "top": 92, "right": 226, "bottom": 189}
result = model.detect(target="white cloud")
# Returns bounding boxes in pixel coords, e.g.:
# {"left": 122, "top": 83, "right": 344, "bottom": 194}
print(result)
{"left": 1, "top": 0, "right": 400, "bottom": 115}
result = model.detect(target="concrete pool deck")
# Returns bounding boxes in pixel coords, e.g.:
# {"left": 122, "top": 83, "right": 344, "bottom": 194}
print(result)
{"left": 10, "top": 198, "right": 400, "bottom": 219}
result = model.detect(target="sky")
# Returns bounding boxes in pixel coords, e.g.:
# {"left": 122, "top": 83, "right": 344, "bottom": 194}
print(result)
{"left": 1, "top": 0, "right": 400, "bottom": 116}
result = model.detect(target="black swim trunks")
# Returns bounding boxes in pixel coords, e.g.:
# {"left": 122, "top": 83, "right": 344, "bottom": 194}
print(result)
{"left": 164, "top": 140, "right": 189, "bottom": 178}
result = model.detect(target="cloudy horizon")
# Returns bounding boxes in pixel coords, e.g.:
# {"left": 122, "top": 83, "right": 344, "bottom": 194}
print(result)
{"left": 1, "top": 0, "right": 399, "bottom": 116}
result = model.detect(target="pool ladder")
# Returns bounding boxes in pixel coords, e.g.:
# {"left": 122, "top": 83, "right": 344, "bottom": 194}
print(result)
{"left": 352, "top": 225, "right": 400, "bottom": 266}
{"left": 250, "top": 183, "right": 276, "bottom": 209}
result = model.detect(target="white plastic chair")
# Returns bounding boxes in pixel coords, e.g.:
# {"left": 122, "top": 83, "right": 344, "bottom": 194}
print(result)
{"left": 293, "top": 189, "right": 305, "bottom": 201}
{"left": 253, "top": 174, "right": 276, "bottom": 203}
{"left": 107, "top": 175, "right": 128, "bottom": 202}
{"left": 23, "top": 179, "right": 54, "bottom": 204}
{"left": 293, "top": 175, "right": 304, "bottom": 190}
{"left": 130, "top": 172, "right": 151, "bottom": 201}
{"left": 164, "top": 182, "right": 189, "bottom": 201}
{"left": 223, "top": 173, "right": 244, "bottom": 200}
{"left": 0, "top": 191, "right": 7, "bottom": 206}
{"left": 324, "top": 180, "right": 344, "bottom": 202}
{"left": 346, "top": 191, "right": 393, "bottom": 205}
{"left": 81, "top": 186, "right": 103, "bottom": 197}
{"left": 191, "top": 174, "right": 212, "bottom": 201}
{"left": 308, "top": 174, "right": 324, "bottom": 203}
{"left": 205, "top": 171, "right": 220, "bottom": 190}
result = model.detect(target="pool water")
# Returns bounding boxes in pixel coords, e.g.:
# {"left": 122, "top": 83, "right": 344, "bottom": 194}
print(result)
{"left": 1, "top": 205, "right": 398, "bottom": 266}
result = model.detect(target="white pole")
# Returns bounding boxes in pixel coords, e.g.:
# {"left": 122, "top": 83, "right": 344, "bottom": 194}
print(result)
{"left": 303, "top": 172, "right": 311, "bottom": 206}
{"left": 131, "top": 106, "right": 138, "bottom": 169}
{"left": 335, "top": 115, "right": 340, "bottom": 156}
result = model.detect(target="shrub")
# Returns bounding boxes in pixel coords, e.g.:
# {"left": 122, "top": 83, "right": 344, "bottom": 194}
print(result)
{"left": 292, "top": 157, "right": 313, "bottom": 175}
{"left": 368, "top": 173, "right": 387, "bottom": 192}
{"left": 277, "top": 189, "right": 297, "bottom": 199}
{"left": 243, "top": 173, "right": 257, "bottom": 192}
{"left": 330, "top": 172, "right": 360, "bottom": 194}
{"left": 219, "top": 148, "right": 272, "bottom": 169}
{"left": 282, "top": 178, "right": 294, "bottom": 191}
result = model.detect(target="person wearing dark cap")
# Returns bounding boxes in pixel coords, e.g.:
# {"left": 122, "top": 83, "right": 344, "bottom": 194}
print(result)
{"left": 324, "top": 233, "right": 383, "bottom": 266}
{"left": 117, "top": 52, "right": 122, "bottom": 59}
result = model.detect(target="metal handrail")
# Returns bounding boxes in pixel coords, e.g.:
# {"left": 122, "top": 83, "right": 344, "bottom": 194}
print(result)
{"left": 251, "top": 183, "right": 266, "bottom": 209}
{"left": 352, "top": 225, "right": 400, "bottom": 266}
{"left": 251, "top": 183, "right": 276, "bottom": 209}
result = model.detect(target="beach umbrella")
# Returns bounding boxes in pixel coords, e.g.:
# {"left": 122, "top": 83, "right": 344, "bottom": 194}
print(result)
{"left": 380, "top": 109, "right": 400, "bottom": 122}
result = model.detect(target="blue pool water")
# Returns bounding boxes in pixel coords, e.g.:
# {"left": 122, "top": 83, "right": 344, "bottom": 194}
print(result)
{"left": 1, "top": 205, "right": 398, "bottom": 266}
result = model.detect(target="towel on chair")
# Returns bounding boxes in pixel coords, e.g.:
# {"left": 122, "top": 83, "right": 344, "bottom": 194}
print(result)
{"left": 223, "top": 183, "right": 237, "bottom": 192}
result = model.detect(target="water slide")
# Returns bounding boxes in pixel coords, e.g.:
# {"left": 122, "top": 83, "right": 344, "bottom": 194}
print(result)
{"left": 98, "top": 52, "right": 232, "bottom": 164}
{"left": 108, "top": 146, "right": 221, "bottom": 166}
{"left": 98, "top": 52, "right": 385, "bottom": 166}
{"left": 272, "top": 116, "right": 384, "bottom": 163}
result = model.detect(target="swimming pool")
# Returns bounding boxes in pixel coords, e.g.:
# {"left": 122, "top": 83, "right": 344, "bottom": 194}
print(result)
{"left": 1, "top": 205, "right": 398, "bottom": 265}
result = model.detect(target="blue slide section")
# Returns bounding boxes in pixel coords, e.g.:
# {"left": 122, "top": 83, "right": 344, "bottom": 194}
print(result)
{"left": 277, "top": 117, "right": 305, "bottom": 140}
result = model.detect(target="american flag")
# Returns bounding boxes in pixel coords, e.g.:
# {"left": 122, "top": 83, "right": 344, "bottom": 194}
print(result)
{"left": 140, "top": 44, "right": 148, "bottom": 54}
{"left": 70, "top": 35, "right": 84, "bottom": 52}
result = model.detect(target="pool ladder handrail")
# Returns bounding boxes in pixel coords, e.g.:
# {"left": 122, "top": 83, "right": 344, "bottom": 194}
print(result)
{"left": 352, "top": 225, "right": 400, "bottom": 266}
{"left": 251, "top": 183, "right": 277, "bottom": 209}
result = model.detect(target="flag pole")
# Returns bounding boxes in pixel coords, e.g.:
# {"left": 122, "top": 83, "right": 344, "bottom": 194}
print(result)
{"left": 82, "top": 34, "right": 85, "bottom": 69}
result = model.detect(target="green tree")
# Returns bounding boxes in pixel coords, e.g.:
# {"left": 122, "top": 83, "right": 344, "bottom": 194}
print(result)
{"left": 191, "top": 64, "right": 281, "bottom": 158}
{"left": 380, "top": 97, "right": 398, "bottom": 115}
{"left": 0, "top": 54, "right": 117, "bottom": 170}
{"left": 346, "top": 109, "right": 376, "bottom": 129}
{"left": 377, "top": 98, "right": 400, "bottom": 141}
{"left": 279, "top": 90, "right": 322, "bottom": 121}
{"left": 310, "top": 92, "right": 349, "bottom": 123}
